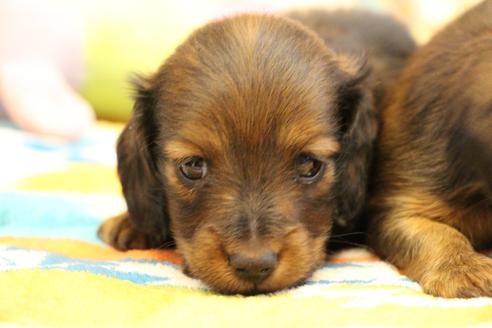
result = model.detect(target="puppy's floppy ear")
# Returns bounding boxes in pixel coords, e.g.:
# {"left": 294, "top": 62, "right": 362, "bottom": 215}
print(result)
{"left": 335, "top": 53, "right": 372, "bottom": 135}
{"left": 333, "top": 54, "right": 378, "bottom": 230}
{"left": 117, "top": 75, "right": 172, "bottom": 241}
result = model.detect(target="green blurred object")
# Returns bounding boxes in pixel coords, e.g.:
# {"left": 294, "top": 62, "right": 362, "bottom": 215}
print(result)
{"left": 80, "top": 1, "right": 211, "bottom": 121}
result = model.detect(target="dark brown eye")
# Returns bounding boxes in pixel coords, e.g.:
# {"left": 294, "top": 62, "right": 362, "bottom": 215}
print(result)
{"left": 295, "top": 154, "right": 324, "bottom": 184}
{"left": 179, "top": 157, "right": 207, "bottom": 181}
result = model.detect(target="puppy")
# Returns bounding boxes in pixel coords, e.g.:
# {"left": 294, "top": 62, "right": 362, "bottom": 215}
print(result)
{"left": 99, "top": 11, "right": 415, "bottom": 294}
{"left": 369, "top": 0, "right": 492, "bottom": 298}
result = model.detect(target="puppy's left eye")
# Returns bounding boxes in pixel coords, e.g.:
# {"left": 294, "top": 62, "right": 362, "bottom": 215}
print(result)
{"left": 179, "top": 157, "right": 207, "bottom": 181}
{"left": 295, "top": 154, "right": 324, "bottom": 184}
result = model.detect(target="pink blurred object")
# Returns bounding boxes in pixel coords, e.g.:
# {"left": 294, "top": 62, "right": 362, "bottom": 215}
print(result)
{"left": 0, "top": 0, "right": 93, "bottom": 141}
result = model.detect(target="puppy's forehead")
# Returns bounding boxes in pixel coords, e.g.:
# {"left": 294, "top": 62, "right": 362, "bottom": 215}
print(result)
{"left": 158, "top": 14, "right": 341, "bottom": 158}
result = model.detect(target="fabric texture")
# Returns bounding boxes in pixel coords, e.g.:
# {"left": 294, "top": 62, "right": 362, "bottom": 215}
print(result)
{"left": 1, "top": 122, "right": 492, "bottom": 327}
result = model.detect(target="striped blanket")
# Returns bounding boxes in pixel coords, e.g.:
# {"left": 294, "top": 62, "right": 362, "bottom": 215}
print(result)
{"left": 1, "top": 121, "right": 492, "bottom": 327}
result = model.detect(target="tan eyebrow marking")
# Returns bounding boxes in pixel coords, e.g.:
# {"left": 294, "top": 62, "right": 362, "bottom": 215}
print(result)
{"left": 304, "top": 137, "right": 340, "bottom": 158}
{"left": 164, "top": 140, "right": 204, "bottom": 160}
{"left": 164, "top": 121, "right": 225, "bottom": 160}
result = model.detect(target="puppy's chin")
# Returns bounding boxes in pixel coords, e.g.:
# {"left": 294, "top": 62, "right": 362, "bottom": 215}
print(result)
{"left": 176, "top": 226, "right": 328, "bottom": 294}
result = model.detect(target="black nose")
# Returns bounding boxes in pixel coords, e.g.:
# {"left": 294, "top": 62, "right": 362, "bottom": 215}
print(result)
{"left": 228, "top": 251, "right": 278, "bottom": 284}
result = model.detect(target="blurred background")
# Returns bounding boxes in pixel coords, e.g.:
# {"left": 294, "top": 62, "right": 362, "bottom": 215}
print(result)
{"left": 0, "top": 0, "right": 483, "bottom": 141}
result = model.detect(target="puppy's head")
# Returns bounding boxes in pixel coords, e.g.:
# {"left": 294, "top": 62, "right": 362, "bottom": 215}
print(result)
{"left": 118, "top": 14, "right": 376, "bottom": 294}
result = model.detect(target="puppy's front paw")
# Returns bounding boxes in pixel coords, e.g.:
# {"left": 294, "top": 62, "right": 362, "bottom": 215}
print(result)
{"left": 98, "top": 213, "right": 166, "bottom": 250}
{"left": 420, "top": 253, "right": 492, "bottom": 298}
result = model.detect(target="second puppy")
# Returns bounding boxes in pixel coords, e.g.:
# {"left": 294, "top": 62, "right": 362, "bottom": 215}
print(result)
{"left": 99, "top": 10, "right": 414, "bottom": 294}
{"left": 369, "top": 0, "right": 492, "bottom": 298}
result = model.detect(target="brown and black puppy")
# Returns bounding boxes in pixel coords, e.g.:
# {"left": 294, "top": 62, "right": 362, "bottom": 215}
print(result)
{"left": 99, "top": 11, "right": 415, "bottom": 294}
{"left": 369, "top": 0, "right": 492, "bottom": 298}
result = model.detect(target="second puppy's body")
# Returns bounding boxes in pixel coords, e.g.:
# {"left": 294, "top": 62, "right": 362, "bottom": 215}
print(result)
{"left": 370, "top": 0, "right": 492, "bottom": 298}
{"left": 99, "top": 10, "right": 415, "bottom": 294}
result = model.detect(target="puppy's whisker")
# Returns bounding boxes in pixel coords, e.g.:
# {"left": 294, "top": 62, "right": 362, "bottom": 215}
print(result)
{"left": 330, "top": 231, "right": 366, "bottom": 238}
{"left": 156, "top": 240, "right": 176, "bottom": 249}
{"left": 329, "top": 238, "right": 368, "bottom": 249}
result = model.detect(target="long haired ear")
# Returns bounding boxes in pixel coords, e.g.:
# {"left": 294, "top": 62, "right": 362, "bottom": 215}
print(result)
{"left": 333, "top": 54, "right": 378, "bottom": 231}
{"left": 117, "top": 75, "right": 172, "bottom": 242}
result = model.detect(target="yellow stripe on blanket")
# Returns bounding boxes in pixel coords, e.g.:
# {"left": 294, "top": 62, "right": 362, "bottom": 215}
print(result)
{"left": 15, "top": 164, "right": 121, "bottom": 193}
{"left": 2, "top": 270, "right": 492, "bottom": 328}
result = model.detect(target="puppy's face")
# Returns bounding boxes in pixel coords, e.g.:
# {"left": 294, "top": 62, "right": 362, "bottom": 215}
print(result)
{"left": 118, "top": 15, "right": 376, "bottom": 294}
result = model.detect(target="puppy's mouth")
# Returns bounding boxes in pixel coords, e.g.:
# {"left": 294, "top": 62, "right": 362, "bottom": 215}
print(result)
{"left": 201, "top": 260, "right": 316, "bottom": 296}
{"left": 179, "top": 227, "right": 327, "bottom": 295}
{"left": 233, "top": 276, "right": 311, "bottom": 296}
{"left": 184, "top": 256, "right": 313, "bottom": 295}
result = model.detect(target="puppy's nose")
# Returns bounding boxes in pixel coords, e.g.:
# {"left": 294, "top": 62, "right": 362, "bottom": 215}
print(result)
{"left": 228, "top": 251, "right": 278, "bottom": 284}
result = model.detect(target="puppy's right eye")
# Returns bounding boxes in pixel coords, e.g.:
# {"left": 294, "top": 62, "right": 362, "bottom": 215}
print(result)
{"left": 178, "top": 157, "right": 207, "bottom": 181}
{"left": 295, "top": 154, "right": 324, "bottom": 184}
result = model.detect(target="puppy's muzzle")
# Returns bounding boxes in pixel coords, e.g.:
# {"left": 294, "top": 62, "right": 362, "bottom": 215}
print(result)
{"left": 228, "top": 251, "right": 278, "bottom": 284}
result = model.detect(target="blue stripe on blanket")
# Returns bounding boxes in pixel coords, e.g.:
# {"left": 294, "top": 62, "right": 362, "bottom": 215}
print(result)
{"left": 0, "top": 192, "right": 101, "bottom": 243}
{"left": 0, "top": 245, "right": 418, "bottom": 290}
{"left": 320, "top": 262, "right": 368, "bottom": 269}
{"left": 24, "top": 137, "right": 115, "bottom": 164}
{"left": 306, "top": 278, "right": 414, "bottom": 286}
{"left": 0, "top": 246, "right": 179, "bottom": 285}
